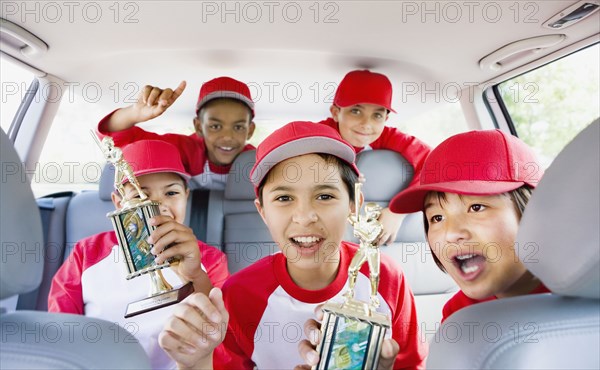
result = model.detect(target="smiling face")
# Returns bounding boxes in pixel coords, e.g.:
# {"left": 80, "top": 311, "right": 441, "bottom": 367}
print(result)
{"left": 330, "top": 103, "right": 388, "bottom": 148}
{"left": 114, "top": 172, "right": 189, "bottom": 224}
{"left": 255, "top": 154, "right": 355, "bottom": 289}
{"left": 194, "top": 98, "right": 255, "bottom": 167}
{"left": 424, "top": 192, "right": 529, "bottom": 300}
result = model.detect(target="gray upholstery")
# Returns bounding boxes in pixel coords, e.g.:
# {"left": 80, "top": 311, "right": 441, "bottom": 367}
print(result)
{"left": 0, "top": 129, "right": 150, "bottom": 368}
{"left": 64, "top": 164, "right": 114, "bottom": 260}
{"left": 98, "top": 163, "right": 116, "bottom": 201}
{"left": 427, "top": 295, "right": 599, "bottom": 369}
{"left": 357, "top": 149, "right": 414, "bottom": 201}
{"left": 222, "top": 150, "right": 278, "bottom": 273}
{"left": 427, "top": 120, "right": 600, "bottom": 369}
{"left": 1, "top": 312, "right": 151, "bottom": 369}
{"left": 0, "top": 130, "right": 44, "bottom": 300}
{"left": 517, "top": 120, "right": 600, "bottom": 299}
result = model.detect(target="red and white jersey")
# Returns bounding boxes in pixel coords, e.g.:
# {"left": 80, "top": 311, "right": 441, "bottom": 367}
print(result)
{"left": 48, "top": 231, "right": 229, "bottom": 369}
{"left": 97, "top": 111, "right": 255, "bottom": 190}
{"left": 215, "top": 241, "right": 427, "bottom": 369}
{"left": 442, "top": 284, "right": 551, "bottom": 323}
{"left": 318, "top": 118, "right": 431, "bottom": 189}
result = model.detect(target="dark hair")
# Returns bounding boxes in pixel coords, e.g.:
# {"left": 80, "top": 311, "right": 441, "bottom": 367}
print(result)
{"left": 257, "top": 153, "right": 358, "bottom": 206}
{"left": 423, "top": 185, "right": 534, "bottom": 272}
{"left": 197, "top": 98, "right": 254, "bottom": 121}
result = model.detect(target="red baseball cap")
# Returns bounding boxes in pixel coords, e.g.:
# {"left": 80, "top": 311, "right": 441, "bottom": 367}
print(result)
{"left": 121, "top": 140, "right": 191, "bottom": 183}
{"left": 250, "top": 121, "right": 360, "bottom": 188}
{"left": 389, "top": 130, "right": 543, "bottom": 213}
{"left": 196, "top": 76, "right": 255, "bottom": 116}
{"left": 334, "top": 70, "right": 396, "bottom": 113}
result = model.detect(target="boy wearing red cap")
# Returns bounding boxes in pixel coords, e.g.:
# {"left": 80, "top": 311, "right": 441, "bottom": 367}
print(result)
{"left": 48, "top": 140, "right": 230, "bottom": 369}
{"left": 159, "top": 122, "right": 427, "bottom": 369}
{"left": 320, "top": 70, "right": 431, "bottom": 246}
{"left": 97, "top": 77, "right": 256, "bottom": 190}
{"left": 389, "top": 130, "right": 549, "bottom": 322}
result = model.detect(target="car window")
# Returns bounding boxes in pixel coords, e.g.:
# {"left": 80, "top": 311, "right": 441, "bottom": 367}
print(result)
{"left": 497, "top": 43, "right": 599, "bottom": 168}
{"left": 391, "top": 101, "right": 470, "bottom": 147}
{"left": 31, "top": 94, "right": 107, "bottom": 197}
{"left": 1, "top": 58, "right": 35, "bottom": 134}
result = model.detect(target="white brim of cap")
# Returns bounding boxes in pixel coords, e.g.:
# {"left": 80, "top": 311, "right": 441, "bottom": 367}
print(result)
{"left": 251, "top": 136, "right": 356, "bottom": 186}
{"left": 196, "top": 91, "right": 254, "bottom": 112}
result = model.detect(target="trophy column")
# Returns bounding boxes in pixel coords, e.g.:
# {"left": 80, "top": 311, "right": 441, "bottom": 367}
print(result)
{"left": 314, "top": 183, "right": 391, "bottom": 370}
{"left": 97, "top": 136, "right": 194, "bottom": 318}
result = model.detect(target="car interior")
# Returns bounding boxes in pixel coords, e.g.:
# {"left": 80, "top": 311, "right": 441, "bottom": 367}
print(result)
{"left": 1, "top": 1, "right": 599, "bottom": 368}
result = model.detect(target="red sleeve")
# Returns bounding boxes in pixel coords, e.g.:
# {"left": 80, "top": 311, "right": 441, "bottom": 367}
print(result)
{"left": 213, "top": 277, "right": 259, "bottom": 370}
{"left": 390, "top": 270, "right": 428, "bottom": 369}
{"left": 96, "top": 110, "right": 208, "bottom": 176}
{"left": 198, "top": 242, "right": 230, "bottom": 288}
{"left": 96, "top": 109, "right": 164, "bottom": 146}
{"left": 442, "top": 291, "right": 492, "bottom": 323}
{"left": 214, "top": 257, "right": 279, "bottom": 369}
{"left": 371, "top": 127, "right": 431, "bottom": 190}
{"left": 47, "top": 241, "right": 86, "bottom": 314}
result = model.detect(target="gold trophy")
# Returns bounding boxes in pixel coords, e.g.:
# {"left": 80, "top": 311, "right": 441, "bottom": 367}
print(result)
{"left": 314, "top": 183, "right": 391, "bottom": 370}
{"left": 95, "top": 136, "right": 193, "bottom": 318}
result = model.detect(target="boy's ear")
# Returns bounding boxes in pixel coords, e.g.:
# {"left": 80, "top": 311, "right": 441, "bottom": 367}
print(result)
{"left": 111, "top": 191, "right": 123, "bottom": 210}
{"left": 330, "top": 105, "right": 341, "bottom": 122}
{"left": 193, "top": 117, "right": 204, "bottom": 137}
{"left": 254, "top": 198, "right": 267, "bottom": 224}
{"left": 247, "top": 121, "right": 256, "bottom": 140}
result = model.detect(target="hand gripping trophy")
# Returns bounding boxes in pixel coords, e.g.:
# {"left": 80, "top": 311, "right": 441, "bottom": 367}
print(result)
{"left": 95, "top": 135, "right": 193, "bottom": 318}
{"left": 315, "top": 182, "right": 391, "bottom": 370}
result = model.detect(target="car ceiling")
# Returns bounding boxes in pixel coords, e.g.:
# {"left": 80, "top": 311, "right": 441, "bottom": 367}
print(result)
{"left": 2, "top": 1, "right": 599, "bottom": 124}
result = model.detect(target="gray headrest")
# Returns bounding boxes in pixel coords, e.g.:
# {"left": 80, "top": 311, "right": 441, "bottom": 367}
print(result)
{"left": 356, "top": 150, "right": 414, "bottom": 202}
{"left": 225, "top": 150, "right": 256, "bottom": 200}
{"left": 0, "top": 130, "right": 44, "bottom": 299}
{"left": 98, "top": 163, "right": 115, "bottom": 201}
{"left": 516, "top": 120, "right": 599, "bottom": 299}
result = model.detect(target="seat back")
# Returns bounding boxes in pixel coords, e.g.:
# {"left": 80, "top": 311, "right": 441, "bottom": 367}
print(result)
{"left": 0, "top": 129, "right": 150, "bottom": 369}
{"left": 222, "top": 150, "right": 278, "bottom": 274}
{"left": 426, "top": 120, "right": 600, "bottom": 369}
{"left": 64, "top": 163, "right": 115, "bottom": 260}
{"left": 353, "top": 150, "right": 458, "bottom": 342}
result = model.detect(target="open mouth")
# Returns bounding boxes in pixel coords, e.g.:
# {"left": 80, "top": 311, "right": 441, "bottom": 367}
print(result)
{"left": 453, "top": 253, "right": 486, "bottom": 280}
{"left": 289, "top": 236, "right": 324, "bottom": 254}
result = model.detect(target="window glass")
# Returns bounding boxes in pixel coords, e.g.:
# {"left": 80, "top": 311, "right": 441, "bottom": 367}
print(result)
{"left": 1, "top": 58, "right": 35, "bottom": 133}
{"left": 31, "top": 93, "right": 107, "bottom": 197}
{"left": 498, "top": 44, "right": 600, "bottom": 168}
{"left": 391, "top": 101, "right": 470, "bottom": 148}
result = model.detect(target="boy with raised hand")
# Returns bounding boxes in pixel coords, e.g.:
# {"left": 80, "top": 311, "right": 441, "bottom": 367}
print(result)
{"left": 159, "top": 122, "right": 427, "bottom": 369}
{"left": 97, "top": 77, "right": 256, "bottom": 190}
{"left": 319, "top": 69, "right": 431, "bottom": 246}
{"left": 49, "top": 140, "right": 229, "bottom": 369}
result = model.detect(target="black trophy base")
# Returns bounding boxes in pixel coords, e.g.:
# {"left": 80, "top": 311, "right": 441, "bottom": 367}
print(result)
{"left": 124, "top": 282, "right": 194, "bottom": 318}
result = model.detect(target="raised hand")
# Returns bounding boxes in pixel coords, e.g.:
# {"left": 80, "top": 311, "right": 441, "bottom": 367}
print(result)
{"left": 133, "top": 80, "right": 187, "bottom": 123}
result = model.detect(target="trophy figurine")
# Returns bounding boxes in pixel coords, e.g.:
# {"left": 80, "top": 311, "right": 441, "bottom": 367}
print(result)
{"left": 314, "top": 182, "right": 391, "bottom": 370}
{"left": 96, "top": 136, "right": 193, "bottom": 318}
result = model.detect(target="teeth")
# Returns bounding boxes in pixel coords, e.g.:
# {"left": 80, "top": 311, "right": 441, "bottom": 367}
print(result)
{"left": 219, "top": 146, "right": 233, "bottom": 151}
{"left": 461, "top": 264, "right": 480, "bottom": 274}
{"left": 456, "top": 254, "right": 475, "bottom": 261}
{"left": 293, "top": 236, "right": 320, "bottom": 244}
